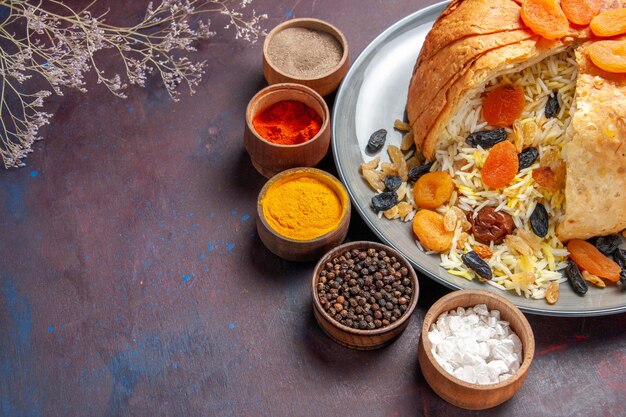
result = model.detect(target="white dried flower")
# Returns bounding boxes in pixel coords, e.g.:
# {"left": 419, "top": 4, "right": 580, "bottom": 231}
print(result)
{"left": 0, "top": 0, "right": 266, "bottom": 168}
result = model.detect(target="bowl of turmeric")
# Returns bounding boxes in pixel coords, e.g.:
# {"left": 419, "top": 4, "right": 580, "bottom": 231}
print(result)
{"left": 256, "top": 167, "right": 351, "bottom": 262}
{"left": 244, "top": 83, "right": 330, "bottom": 178}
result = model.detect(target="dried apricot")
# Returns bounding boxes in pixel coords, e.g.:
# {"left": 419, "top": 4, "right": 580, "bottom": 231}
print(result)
{"left": 532, "top": 162, "right": 565, "bottom": 192}
{"left": 412, "top": 209, "right": 453, "bottom": 252}
{"left": 481, "top": 141, "right": 519, "bottom": 189}
{"left": 567, "top": 239, "right": 622, "bottom": 282}
{"left": 413, "top": 171, "right": 455, "bottom": 209}
{"left": 473, "top": 245, "right": 493, "bottom": 259}
{"left": 561, "top": 0, "right": 601, "bottom": 26}
{"left": 521, "top": 0, "right": 570, "bottom": 40}
{"left": 483, "top": 84, "right": 525, "bottom": 127}
{"left": 587, "top": 40, "right": 626, "bottom": 74}
{"left": 590, "top": 8, "right": 626, "bottom": 37}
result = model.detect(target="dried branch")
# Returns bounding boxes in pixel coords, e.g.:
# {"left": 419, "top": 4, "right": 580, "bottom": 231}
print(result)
{"left": 0, "top": 0, "right": 266, "bottom": 168}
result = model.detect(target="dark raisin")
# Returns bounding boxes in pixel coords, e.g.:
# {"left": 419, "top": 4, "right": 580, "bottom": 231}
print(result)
{"left": 530, "top": 203, "right": 549, "bottom": 238}
{"left": 468, "top": 207, "right": 515, "bottom": 245}
{"left": 461, "top": 251, "right": 492, "bottom": 281}
{"left": 371, "top": 191, "right": 398, "bottom": 212}
{"left": 465, "top": 128, "right": 507, "bottom": 149}
{"left": 518, "top": 147, "right": 538, "bottom": 171}
{"left": 590, "top": 234, "right": 622, "bottom": 256}
{"left": 565, "top": 261, "right": 588, "bottom": 296}
{"left": 613, "top": 249, "right": 626, "bottom": 291}
{"left": 366, "top": 128, "right": 387, "bottom": 153}
{"left": 545, "top": 92, "right": 559, "bottom": 118}
{"left": 614, "top": 248, "right": 626, "bottom": 268}
{"left": 384, "top": 175, "right": 403, "bottom": 192}
{"left": 407, "top": 162, "right": 434, "bottom": 182}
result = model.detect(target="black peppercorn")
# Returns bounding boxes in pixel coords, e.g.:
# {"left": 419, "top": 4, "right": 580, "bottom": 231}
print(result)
{"left": 316, "top": 246, "right": 413, "bottom": 330}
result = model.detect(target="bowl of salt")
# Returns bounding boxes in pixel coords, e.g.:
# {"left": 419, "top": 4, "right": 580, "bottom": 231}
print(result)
{"left": 418, "top": 289, "right": 535, "bottom": 410}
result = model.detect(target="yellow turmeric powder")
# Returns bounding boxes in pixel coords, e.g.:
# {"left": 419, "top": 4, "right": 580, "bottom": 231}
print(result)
{"left": 261, "top": 172, "right": 345, "bottom": 240}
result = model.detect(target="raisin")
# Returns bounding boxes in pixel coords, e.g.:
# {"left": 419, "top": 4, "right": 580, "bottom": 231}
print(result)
{"left": 565, "top": 261, "right": 588, "bottom": 296}
{"left": 544, "top": 92, "right": 560, "bottom": 118}
{"left": 465, "top": 128, "right": 507, "bottom": 149}
{"left": 468, "top": 207, "right": 515, "bottom": 245}
{"left": 371, "top": 191, "right": 398, "bottom": 212}
{"left": 530, "top": 203, "right": 549, "bottom": 238}
{"left": 518, "top": 147, "right": 539, "bottom": 171}
{"left": 407, "top": 162, "right": 434, "bottom": 182}
{"left": 613, "top": 249, "right": 626, "bottom": 290}
{"left": 545, "top": 281, "right": 559, "bottom": 304}
{"left": 366, "top": 129, "right": 387, "bottom": 153}
{"left": 614, "top": 248, "right": 626, "bottom": 268}
{"left": 590, "top": 234, "right": 622, "bottom": 256}
{"left": 384, "top": 175, "right": 403, "bottom": 192}
{"left": 461, "top": 251, "right": 493, "bottom": 281}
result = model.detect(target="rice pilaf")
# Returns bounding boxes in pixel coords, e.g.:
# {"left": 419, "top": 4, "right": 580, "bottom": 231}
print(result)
{"left": 361, "top": 49, "right": 579, "bottom": 301}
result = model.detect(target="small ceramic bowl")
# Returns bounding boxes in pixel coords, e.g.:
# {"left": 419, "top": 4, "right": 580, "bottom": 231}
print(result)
{"left": 311, "top": 241, "right": 419, "bottom": 350}
{"left": 418, "top": 289, "right": 535, "bottom": 410}
{"left": 256, "top": 167, "right": 350, "bottom": 261}
{"left": 244, "top": 83, "right": 330, "bottom": 178}
{"left": 263, "top": 18, "right": 349, "bottom": 96}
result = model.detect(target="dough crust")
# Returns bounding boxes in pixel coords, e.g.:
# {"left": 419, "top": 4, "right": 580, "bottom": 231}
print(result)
{"left": 406, "top": 0, "right": 626, "bottom": 240}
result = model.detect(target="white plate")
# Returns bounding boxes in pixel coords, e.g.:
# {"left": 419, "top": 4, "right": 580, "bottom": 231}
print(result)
{"left": 332, "top": 0, "right": 626, "bottom": 316}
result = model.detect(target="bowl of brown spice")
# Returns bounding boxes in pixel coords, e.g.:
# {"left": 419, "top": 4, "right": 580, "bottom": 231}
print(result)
{"left": 312, "top": 241, "right": 419, "bottom": 350}
{"left": 263, "top": 18, "right": 349, "bottom": 96}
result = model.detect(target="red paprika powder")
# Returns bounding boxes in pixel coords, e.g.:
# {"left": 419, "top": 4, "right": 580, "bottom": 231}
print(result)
{"left": 252, "top": 100, "right": 322, "bottom": 145}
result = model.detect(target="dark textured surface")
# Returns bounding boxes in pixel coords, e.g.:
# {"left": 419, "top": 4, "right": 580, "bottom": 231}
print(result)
{"left": 1, "top": 1, "right": 625, "bottom": 416}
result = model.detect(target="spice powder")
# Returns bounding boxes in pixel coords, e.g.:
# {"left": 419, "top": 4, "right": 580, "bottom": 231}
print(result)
{"left": 267, "top": 27, "right": 343, "bottom": 79}
{"left": 261, "top": 172, "right": 344, "bottom": 240}
{"left": 252, "top": 100, "right": 322, "bottom": 145}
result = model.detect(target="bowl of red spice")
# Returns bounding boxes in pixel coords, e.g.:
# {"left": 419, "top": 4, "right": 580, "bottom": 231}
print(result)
{"left": 263, "top": 18, "right": 349, "bottom": 96}
{"left": 244, "top": 83, "right": 330, "bottom": 178}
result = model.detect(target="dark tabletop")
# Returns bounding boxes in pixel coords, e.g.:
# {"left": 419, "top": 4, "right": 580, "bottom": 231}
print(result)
{"left": 1, "top": 1, "right": 625, "bottom": 416}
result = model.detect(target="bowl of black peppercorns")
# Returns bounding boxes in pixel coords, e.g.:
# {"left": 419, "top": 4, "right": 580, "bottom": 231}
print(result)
{"left": 311, "top": 241, "right": 419, "bottom": 349}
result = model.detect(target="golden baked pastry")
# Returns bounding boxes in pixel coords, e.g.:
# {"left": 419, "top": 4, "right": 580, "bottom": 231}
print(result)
{"left": 558, "top": 44, "right": 626, "bottom": 240}
{"left": 406, "top": 0, "right": 626, "bottom": 241}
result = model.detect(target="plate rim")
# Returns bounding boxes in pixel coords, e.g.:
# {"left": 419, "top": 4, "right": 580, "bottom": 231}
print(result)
{"left": 331, "top": 0, "right": 626, "bottom": 317}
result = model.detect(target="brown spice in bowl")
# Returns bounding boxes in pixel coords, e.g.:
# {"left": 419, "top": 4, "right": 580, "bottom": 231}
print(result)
{"left": 266, "top": 27, "right": 343, "bottom": 79}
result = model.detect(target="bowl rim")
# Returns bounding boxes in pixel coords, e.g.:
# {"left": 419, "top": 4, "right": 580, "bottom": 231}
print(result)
{"left": 311, "top": 240, "right": 420, "bottom": 335}
{"left": 263, "top": 17, "right": 349, "bottom": 81}
{"left": 246, "top": 83, "right": 330, "bottom": 148}
{"left": 257, "top": 167, "right": 351, "bottom": 243}
{"left": 420, "top": 289, "right": 535, "bottom": 390}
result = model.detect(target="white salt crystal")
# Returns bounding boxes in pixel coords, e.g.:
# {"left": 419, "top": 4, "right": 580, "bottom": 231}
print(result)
{"left": 473, "top": 304, "right": 489, "bottom": 316}
{"left": 428, "top": 304, "right": 523, "bottom": 385}
{"left": 475, "top": 363, "right": 492, "bottom": 385}
{"left": 474, "top": 326, "right": 495, "bottom": 342}
{"left": 478, "top": 341, "right": 490, "bottom": 359}
{"left": 428, "top": 329, "right": 444, "bottom": 345}
{"left": 453, "top": 365, "right": 477, "bottom": 384}
{"left": 449, "top": 315, "right": 464, "bottom": 332}
{"left": 510, "top": 333, "right": 523, "bottom": 354}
